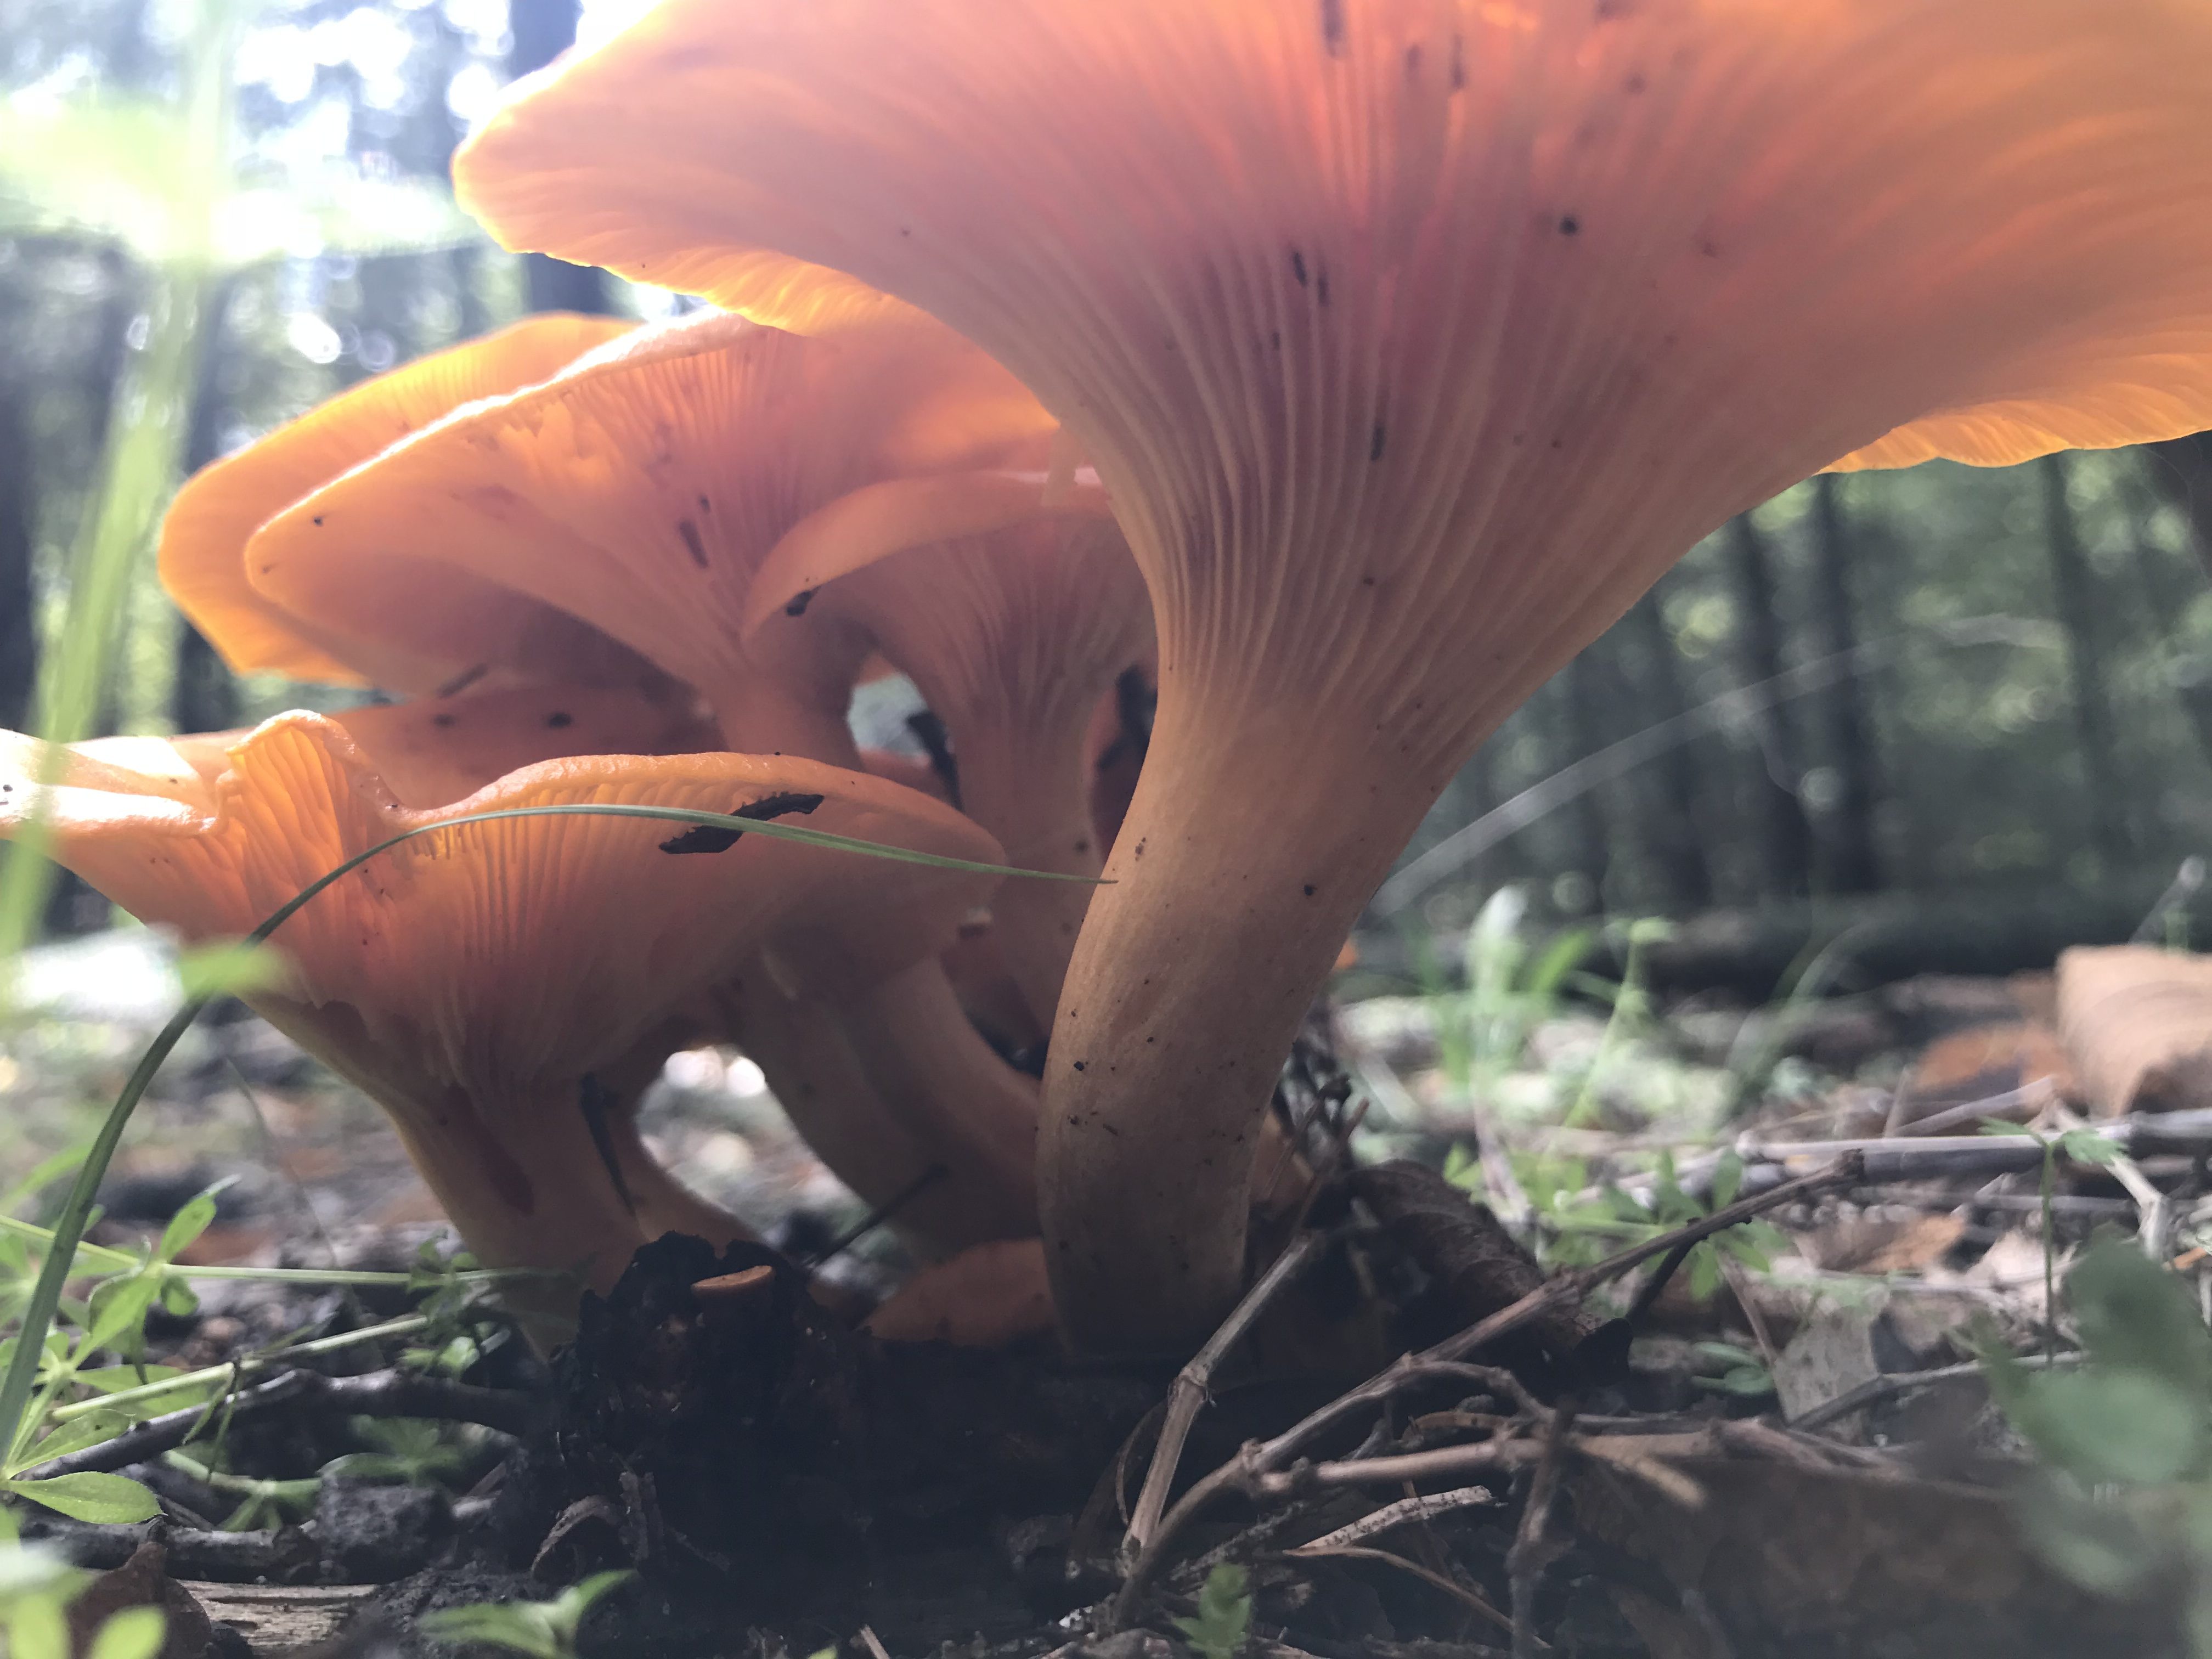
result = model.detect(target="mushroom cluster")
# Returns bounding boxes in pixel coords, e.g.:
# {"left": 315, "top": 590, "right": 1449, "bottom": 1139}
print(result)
{"left": 19, "top": 0, "right": 2212, "bottom": 1358}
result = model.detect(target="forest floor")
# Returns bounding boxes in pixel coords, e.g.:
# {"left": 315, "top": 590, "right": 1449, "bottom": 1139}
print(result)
{"left": 0, "top": 925, "right": 2199, "bottom": 1659}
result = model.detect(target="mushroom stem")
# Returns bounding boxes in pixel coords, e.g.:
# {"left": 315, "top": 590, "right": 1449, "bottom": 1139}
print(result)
{"left": 953, "top": 723, "right": 1103, "bottom": 1034}
{"left": 831, "top": 961, "right": 1041, "bottom": 1243}
{"left": 1040, "top": 687, "right": 1443, "bottom": 1352}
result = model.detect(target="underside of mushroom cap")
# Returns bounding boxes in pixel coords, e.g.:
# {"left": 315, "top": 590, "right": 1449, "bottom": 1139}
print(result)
{"left": 160, "top": 313, "right": 632, "bottom": 687}
{"left": 757, "top": 508, "right": 1153, "bottom": 1024}
{"left": 0, "top": 714, "right": 1005, "bottom": 1098}
{"left": 246, "top": 308, "right": 1058, "bottom": 754}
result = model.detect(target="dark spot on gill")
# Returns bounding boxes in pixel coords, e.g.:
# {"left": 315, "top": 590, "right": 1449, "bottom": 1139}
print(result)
{"left": 1071, "top": 1059, "right": 1087, "bottom": 1073}
{"left": 1370, "top": 421, "right": 1387, "bottom": 461}
{"left": 436, "top": 662, "right": 490, "bottom": 698}
{"left": 784, "top": 588, "right": 817, "bottom": 617}
{"left": 1624, "top": 72, "right": 1647, "bottom": 93}
{"left": 696, "top": 493, "right": 712, "bottom": 515}
{"left": 545, "top": 711, "right": 573, "bottom": 729}
{"left": 311, "top": 516, "right": 324, "bottom": 527}
{"left": 677, "top": 517, "right": 708, "bottom": 568}
{"left": 1559, "top": 215, "right": 1580, "bottom": 235}
{"left": 1319, "top": 0, "right": 1345, "bottom": 54}
{"left": 658, "top": 791, "right": 826, "bottom": 855}
{"left": 1316, "top": 268, "right": 1330, "bottom": 307}
{"left": 431, "top": 713, "right": 456, "bottom": 729}
{"left": 1404, "top": 43, "right": 1422, "bottom": 78}
{"left": 1450, "top": 33, "right": 1466, "bottom": 88}
{"left": 906, "top": 709, "right": 961, "bottom": 808}
{"left": 1289, "top": 249, "right": 1308, "bottom": 288}
{"left": 578, "top": 1075, "right": 636, "bottom": 1215}
{"left": 1304, "top": 884, "right": 1317, "bottom": 896}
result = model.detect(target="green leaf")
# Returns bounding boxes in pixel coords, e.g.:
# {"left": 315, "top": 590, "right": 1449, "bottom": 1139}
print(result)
{"left": 1709, "top": 1150, "right": 1745, "bottom": 1211}
{"left": 174, "top": 941, "right": 286, "bottom": 1003}
{"left": 1979, "top": 1119, "right": 2040, "bottom": 1139}
{"left": 4, "top": 1473, "right": 162, "bottom": 1524}
{"left": 86, "top": 1606, "right": 166, "bottom": 1659}
{"left": 2011, "top": 1474, "right": 2155, "bottom": 1595}
{"left": 18, "top": 1410, "right": 133, "bottom": 1471}
{"left": 2054, "top": 1129, "right": 2122, "bottom": 1167}
{"left": 1174, "top": 1562, "right": 1252, "bottom": 1659}
{"left": 154, "top": 1190, "right": 223, "bottom": 1267}
{"left": 2067, "top": 1242, "right": 2212, "bottom": 1395}
{"left": 1524, "top": 926, "right": 1596, "bottom": 1001}
{"left": 4, "top": 1595, "right": 71, "bottom": 1659}
{"left": 2015, "top": 1369, "right": 2207, "bottom": 1486}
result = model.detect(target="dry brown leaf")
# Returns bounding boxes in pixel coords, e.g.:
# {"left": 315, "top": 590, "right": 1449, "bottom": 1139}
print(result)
{"left": 1800, "top": 1211, "right": 1967, "bottom": 1275}
{"left": 2057, "top": 945, "right": 2212, "bottom": 1116}
{"left": 1895, "top": 1020, "right": 2074, "bottom": 1124}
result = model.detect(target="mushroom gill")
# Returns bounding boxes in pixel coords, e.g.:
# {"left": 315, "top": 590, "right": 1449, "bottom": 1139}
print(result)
{"left": 458, "top": 0, "right": 2212, "bottom": 1349}
{"left": 160, "top": 313, "right": 637, "bottom": 693}
{"left": 0, "top": 712, "right": 1003, "bottom": 1331}
{"left": 748, "top": 490, "right": 1152, "bottom": 1028}
{"left": 245, "top": 308, "right": 1058, "bottom": 759}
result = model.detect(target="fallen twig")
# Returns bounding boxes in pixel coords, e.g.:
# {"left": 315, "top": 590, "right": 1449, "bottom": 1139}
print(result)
{"left": 1291, "top": 1543, "right": 1515, "bottom": 1636}
{"left": 1506, "top": 1404, "right": 1573, "bottom": 1659}
{"left": 1791, "top": 1350, "right": 2081, "bottom": 1432}
{"left": 1288, "top": 1484, "right": 1499, "bottom": 1551}
{"left": 1122, "top": 1229, "right": 1331, "bottom": 1562}
{"left": 24, "top": 1367, "right": 540, "bottom": 1479}
{"left": 1110, "top": 1155, "right": 1857, "bottom": 1623}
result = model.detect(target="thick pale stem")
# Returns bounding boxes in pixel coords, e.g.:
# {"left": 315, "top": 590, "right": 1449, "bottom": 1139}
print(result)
{"left": 1039, "top": 691, "right": 1440, "bottom": 1352}
{"left": 957, "top": 731, "right": 1103, "bottom": 1032}
{"left": 831, "top": 961, "right": 1041, "bottom": 1243}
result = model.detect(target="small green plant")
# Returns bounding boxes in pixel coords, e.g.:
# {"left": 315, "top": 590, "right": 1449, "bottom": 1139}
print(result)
{"left": 1689, "top": 1340, "right": 1775, "bottom": 1398}
{"left": 1545, "top": 1151, "right": 1786, "bottom": 1298}
{"left": 1980, "top": 1120, "right": 2121, "bottom": 1354}
{"left": 1412, "top": 887, "right": 1596, "bottom": 1098}
{"left": 420, "top": 1571, "right": 634, "bottom": 1659}
{"left": 0, "top": 1506, "right": 165, "bottom": 1659}
{"left": 1984, "top": 1242, "right": 2212, "bottom": 1652}
{"left": 1174, "top": 1562, "right": 1252, "bottom": 1659}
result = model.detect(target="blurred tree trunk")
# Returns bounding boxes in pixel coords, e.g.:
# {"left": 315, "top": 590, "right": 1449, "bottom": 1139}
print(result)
{"left": 1619, "top": 592, "right": 1714, "bottom": 910}
{"left": 0, "top": 279, "right": 36, "bottom": 735}
{"left": 1720, "top": 514, "right": 1814, "bottom": 898}
{"left": 2145, "top": 434, "right": 2212, "bottom": 582}
{"left": 506, "top": 0, "right": 610, "bottom": 316}
{"left": 2040, "top": 455, "right": 2132, "bottom": 870}
{"left": 171, "top": 278, "right": 237, "bottom": 736}
{"left": 1808, "top": 476, "right": 1882, "bottom": 893}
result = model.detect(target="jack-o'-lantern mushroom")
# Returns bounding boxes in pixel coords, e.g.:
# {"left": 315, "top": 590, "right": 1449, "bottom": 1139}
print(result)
{"left": 748, "top": 486, "right": 1151, "bottom": 1027}
{"left": 245, "top": 308, "right": 1056, "bottom": 759}
{"left": 160, "top": 313, "right": 654, "bottom": 695}
{"left": 458, "top": 0, "right": 2212, "bottom": 1350}
{"left": 0, "top": 713, "right": 1005, "bottom": 1335}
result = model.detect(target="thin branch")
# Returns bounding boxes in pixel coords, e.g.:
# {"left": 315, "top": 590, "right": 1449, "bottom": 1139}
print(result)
{"left": 1111, "top": 1156, "right": 1856, "bottom": 1623}
{"left": 1287, "top": 1485, "right": 1500, "bottom": 1552}
{"left": 1506, "top": 1404, "right": 1574, "bottom": 1659}
{"left": 1122, "top": 1230, "right": 1331, "bottom": 1562}
{"left": 1291, "top": 1543, "right": 1515, "bottom": 1637}
{"left": 1790, "top": 1350, "right": 2081, "bottom": 1432}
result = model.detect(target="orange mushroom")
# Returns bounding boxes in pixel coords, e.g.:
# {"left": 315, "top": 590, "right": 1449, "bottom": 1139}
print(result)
{"left": 0, "top": 712, "right": 1004, "bottom": 1333}
{"left": 160, "top": 313, "right": 645, "bottom": 693}
{"left": 458, "top": 0, "right": 2212, "bottom": 1349}
{"left": 245, "top": 309, "right": 1057, "bottom": 759}
{"left": 747, "top": 494, "right": 1152, "bottom": 1028}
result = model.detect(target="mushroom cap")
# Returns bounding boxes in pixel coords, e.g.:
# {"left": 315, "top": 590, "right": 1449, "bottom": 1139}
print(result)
{"left": 160, "top": 314, "right": 634, "bottom": 687}
{"left": 77, "top": 684, "right": 721, "bottom": 812}
{"left": 457, "top": 0, "right": 2212, "bottom": 733}
{"left": 245, "top": 308, "right": 1058, "bottom": 753}
{"left": 0, "top": 713, "right": 1007, "bottom": 1099}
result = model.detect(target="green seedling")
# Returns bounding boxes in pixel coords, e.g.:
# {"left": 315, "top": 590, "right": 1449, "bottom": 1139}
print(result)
{"left": 1980, "top": 1119, "right": 2122, "bottom": 1356}
{"left": 420, "top": 1570, "right": 634, "bottom": 1659}
{"left": 1175, "top": 1562, "right": 1253, "bottom": 1659}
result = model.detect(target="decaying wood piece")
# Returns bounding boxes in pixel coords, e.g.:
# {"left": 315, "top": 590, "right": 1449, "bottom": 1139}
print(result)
{"left": 179, "top": 1583, "right": 379, "bottom": 1656}
{"left": 1353, "top": 1161, "right": 1630, "bottom": 1389}
{"left": 2056, "top": 945, "right": 2212, "bottom": 1116}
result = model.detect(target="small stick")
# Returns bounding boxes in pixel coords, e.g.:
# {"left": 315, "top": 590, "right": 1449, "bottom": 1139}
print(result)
{"left": 1248, "top": 1436, "right": 1540, "bottom": 1500}
{"left": 1121, "top": 1229, "right": 1331, "bottom": 1562}
{"left": 1112, "top": 1155, "right": 1856, "bottom": 1622}
{"left": 1287, "top": 1484, "right": 1499, "bottom": 1551}
{"left": 1506, "top": 1403, "right": 1574, "bottom": 1659}
{"left": 1791, "top": 1350, "right": 2081, "bottom": 1432}
{"left": 1291, "top": 1543, "right": 1515, "bottom": 1637}
{"left": 857, "top": 1626, "right": 894, "bottom": 1659}
{"left": 24, "top": 1368, "right": 540, "bottom": 1479}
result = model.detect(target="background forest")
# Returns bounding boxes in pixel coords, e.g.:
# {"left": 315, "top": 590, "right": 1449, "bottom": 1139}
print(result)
{"left": 8, "top": 0, "right": 2212, "bottom": 978}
